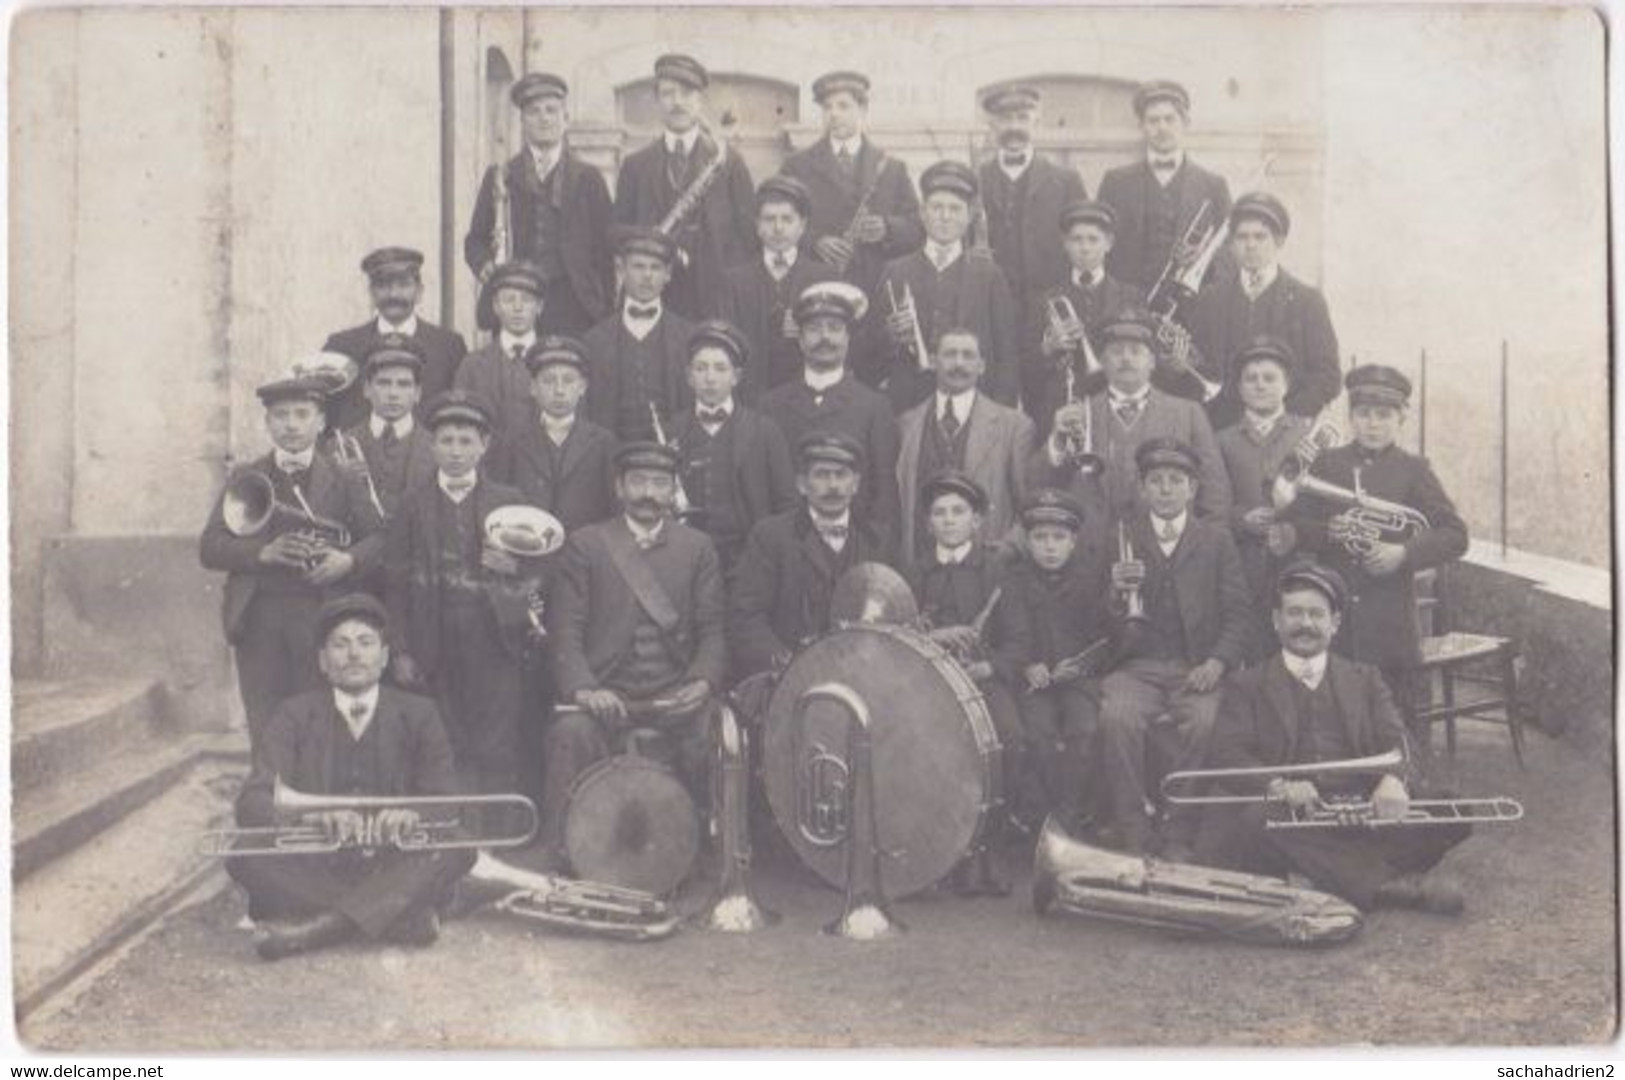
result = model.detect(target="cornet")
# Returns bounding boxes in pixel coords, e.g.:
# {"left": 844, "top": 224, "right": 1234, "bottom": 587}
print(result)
{"left": 1046, "top": 297, "right": 1106, "bottom": 476}
{"left": 1114, "top": 521, "right": 1149, "bottom": 626}
{"left": 885, "top": 280, "right": 932, "bottom": 372}
{"left": 331, "top": 430, "right": 387, "bottom": 521}
{"left": 1152, "top": 314, "right": 1224, "bottom": 404}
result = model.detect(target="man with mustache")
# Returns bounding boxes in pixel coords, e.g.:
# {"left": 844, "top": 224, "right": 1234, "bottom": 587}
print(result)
{"left": 542, "top": 442, "right": 727, "bottom": 871}
{"left": 612, "top": 53, "right": 755, "bottom": 320}
{"left": 321, "top": 247, "right": 468, "bottom": 431}
{"left": 1194, "top": 560, "right": 1471, "bottom": 916}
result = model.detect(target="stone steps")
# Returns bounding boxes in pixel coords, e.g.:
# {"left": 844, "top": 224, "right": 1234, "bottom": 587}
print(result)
{"left": 13, "top": 678, "right": 169, "bottom": 794}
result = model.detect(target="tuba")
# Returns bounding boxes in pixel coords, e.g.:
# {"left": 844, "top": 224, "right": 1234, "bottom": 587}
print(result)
{"left": 467, "top": 850, "right": 679, "bottom": 942}
{"left": 1032, "top": 816, "right": 1363, "bottom": 946}
{"left": 694, "top": 705, "right": 779, "bottom": 932}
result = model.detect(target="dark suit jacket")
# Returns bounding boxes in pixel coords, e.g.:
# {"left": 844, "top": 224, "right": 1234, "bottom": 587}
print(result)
{"left": 383, "top": 477, "right": 541, "bottom": 677}
{"left": 199, "top": 453, "right": 386, "bottom": 642}
{"left": 908, "top": 543, "right": 1023, "bottom": 685}
{"left": 875, "top": 249, "right": 1020, "bottom": 409}
{"left": 613, "top": 135, "right": 756, "bottom": 317}
{"left": 464, "top": 150, "right": 614, "bottom": 322}
{"left": 978, "top": 155, "right": 1089, "bottom": 310}
{"left": 757, "top": 371, "right": 902, "bottom": 551}
{"left": 996, "top": 543, "right": 1112, "bottom": 672}
{"left": 781, "top": 137, "right": 924, "bottom": 295}
{"left": 236, "top": 685, "right": 460, "bottom": 825}
{"left": 895, "top": 392, "right": 1033, "bottom": 562}
{"left": 453, "top": 341, "right": 537, "bottom": 446}
{"left": 1286, "top": 443, "right": 1468, "bottom": 668}
{"left": 1116, "top": 510, "right": 1253, "bottom": 671}
{"left": 1097, "top": 157, "right": 1232, "bottom": 290}
{"left": 581, "top": 312, "right": 697, "bottom": 441}
{"left": 668, "top": 406, "right": 796, "bottom": 566}
{"left": 340, "top": 420, "right": 437, "bottom": 520}
{"left": 715, "top": 254, "right": 840, "bottom": 400}
{"left": 322, "top": 319, "right": 468, "bottom": 430}
{"left": 487, "top": 415, "right": 618, "bottom": 532}
{"left": 548, "top": 516, "right": 728, "bottom": 698}
{"left": 729, "top": 508, "right": 893, "bottom": 677}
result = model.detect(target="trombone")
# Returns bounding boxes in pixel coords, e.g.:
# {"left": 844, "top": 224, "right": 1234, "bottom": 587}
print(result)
{"left": 885, "top": 280, "right": 932, "bottom": 372}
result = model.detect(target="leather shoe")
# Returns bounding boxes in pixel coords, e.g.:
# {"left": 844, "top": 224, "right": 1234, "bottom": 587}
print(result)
{"left": 1373, "top": 873, "right": 1466, "bottom": 916}
{"left": 385, "top": 906, "right": 441, "bottom": 948}
{"left": 253, "top": 912, "right": 355, "bottom": 961}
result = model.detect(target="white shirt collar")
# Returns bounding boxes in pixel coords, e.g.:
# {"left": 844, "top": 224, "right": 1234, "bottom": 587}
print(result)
{"left": 438, "top": 470, "right": 477, "bottom": 502}
{"left": 370, "top": 414, "right": 414, "bottom": 440}
{"left": 830, "top": 134, "right": 863, "bottom": 158}
{"left": 804, "top": 366, "right": 845, "bottom": 394}
{"left": 1108, "top": 383, "right": 1152, "bottom": 406}
{"left": 541, "top": 411, "right": 575, "bottom": 442}
{"left": 623, "top": 298, "right": 663, "bottom": 341}
{"left": 1282, "top": 650, "right": 1329, "bottom": 691}
{"left": 935, "top": 540, "right": 974, "bottom": 566}
{"left": 1245, "top": 407, "right": 1286, "bottom": 439}
{"left": 1242, "top": 263, "right": 1280, "bottom": 296}
{"left": 376, "top": 313, "right": 419, "bottom": 338}
{"left": 665, "top": 128, "right": 700, "bottom": 156}
{"left": 529, "top": 142, "right": 561, "bottom": 177}
{"left": 1072, "top": 266, "right": 1104, "bottom": 289}
{"left": 926, "top": 240, "right": 964, "bottom": 270}
{"left": 1152, "top": 509, "right": 1188, "bottom": 549}
{"left": 937, "top": 387, "right": 976, "bottom": 422}
{"left": 764, "top": 247, "right": 799, "bottom": 276}
{"left": 274, "top": 447, "right": 315, "bottom": 472}
{"left": 499, "top": 329, "right": 537, "bottom": 356}
{"left": 625, "top": 515, "right": 666, "bottom": 546}
{"left": 697, "top": 398, "right": 735, "bottom": 424}
{"left": 333, "top": 685, "right": 382, "bottom": 741}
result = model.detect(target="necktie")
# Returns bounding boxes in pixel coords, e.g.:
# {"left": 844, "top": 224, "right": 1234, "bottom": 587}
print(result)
{"left": 1245, "top": 270, "right": 1266, "bottom": 300}
{"left": 699, "top": 408, "right": 728, "bottom": 426}
{"left": 349, "top": 700, "right": 369, "bottom": 726}
{"left": 930, "top": 246, "right": 952, "bottom": 271}
{"left": 1114, "top": 397, "right": 1142, "bottom": 426}
{"left": 1160, "top": 519, "right": 1180, "bottom": 543}
{"left": 940, "top": 398, "right": 961, "bottom": 439}
{"left": 628, "top": 304, "right": 659, "bottom": 321}
{"left": 510, "top": 343, "right": 525, "bottom": 363}
{"left": 668, "top": 141, "right": 689, "bottom": 188}
{"left": 378, "top": 423, "right": 398, "bottom": 447}
{"left": 836, "top": 147, "right": 856, "bottom": 180}
{"left": 770, "top": 253, "right": 790, "bottom": 279}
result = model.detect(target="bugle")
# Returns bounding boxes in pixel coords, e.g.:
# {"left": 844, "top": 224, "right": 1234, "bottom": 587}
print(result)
{"left": 885, "top": 280, "right": 933, "bottom": 372}
{"left": 468, "top": 850, "right": 679, "bottom": 942}
{"left": 199, "top": 779, "right": 538, "bottom": 857}
{"left": 694, "top": 704, "right": 779, "bottom": 932}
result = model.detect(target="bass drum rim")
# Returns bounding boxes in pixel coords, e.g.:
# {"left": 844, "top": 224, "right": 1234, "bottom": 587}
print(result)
{"left": 760, "top": 622, "right": 1001, "bottom": 898}
{"left": 562, "top": 752, "right": 700, "bottom": 897}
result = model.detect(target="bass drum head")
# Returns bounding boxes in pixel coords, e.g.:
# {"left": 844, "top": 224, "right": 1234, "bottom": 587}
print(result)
{"left": 761, "top": 624, "right": 1000, "bottom": 898}
{"left": 563, "top": 755, "right": 700, "bottom": 896}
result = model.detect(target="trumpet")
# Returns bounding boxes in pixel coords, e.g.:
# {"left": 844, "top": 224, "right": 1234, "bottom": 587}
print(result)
{"left": 199, "top": 779, "right": 539, "bottom": 857}
{"left": 468, "top": 850, "right": 679, "bottom": 942}
{"left": 1147, "top": 200, "right": 1228, "bottom": 322}
{"left": 1152, "top": 314, "right": 1224, "bottom": 404}
{"left": 1046, "top": 297, "right": 1106, "bottom": 476}
{"left": 1271, "top": 465, "right": 1431, "bottom": 558}
{"left": 885, "top": 280, "right": 932, "bottom": 372}
{"left": 1114, "top": 521, "right": 1149, "bottom": 625}
{"left": 332, "top": 430, "right": 387, "bottom": 521}
{"left": 648, "top": 402, "right": 695, "bottom": 522}
{"left": 222, "top": 470, "right": 352, "bottom": 565}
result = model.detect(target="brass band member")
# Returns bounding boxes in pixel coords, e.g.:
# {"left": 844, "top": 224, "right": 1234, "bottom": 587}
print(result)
{"left": 543, "top": 442, "right": 728, "bottom": 868}
{"left": 1195, "top": 562, "right": 1470, "bottom": 915}
{"left": 715, "top": 174, "right": 840, "bottom": 399}
{"left": 336, "top": 337, "right": 437, "bottom": 523}
{"left": 1281, "top": 365, "right": 1468, "bottom": 726}
{"left": 977, "top": 86, "right": 1089, "bottom": 328}
{"left": 455, "top": 261, "right": 545, "bottom": 443}
{"left": 729, "top": 431, "right": 893, "bottom": 679}
{"left": 464, "top": 72, "right": 614, "bottom": 334}
{"left": 666, "top": 320, "right": 797, "bottom": 573}
{"left": 877, "top": 160, "right": 1020, "bottom": 411}
{"left": 226, "top": 593, "right": 474, "bottom": 960}
{"left": 200, "top": 373, "right": 384, "bottom": 750}
{"left": 322, "top": 247, "right": 468, "bottom": 430}
{"left": 612, "top": 53, "right": 756, "bottom": 320}
{"left": 1098, "top": 437, "right": 1252, "bottom": 856}
{"left": 583, "top": 227, "right": 695, "bottom": 443}
{"left": 385, "top": 391, "right": 543, "bottom": 794}
{"left": 1185, "top": 192, "right": 1342, "bottom": 429}
{"left": 1024, "top": 200, "right": 1140, "bottom": 439}
{"left": 758, "top": 282, "right": 902, "bottom": 551}
{"left": 1097, "top": 80, "right": 1233, "bottom": 292}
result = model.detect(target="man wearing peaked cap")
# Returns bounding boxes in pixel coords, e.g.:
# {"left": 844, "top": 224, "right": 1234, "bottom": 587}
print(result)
{"left": 877, "top": 159, "right": 1020, "bottom": 411}
{"left": 334, "top": 334, "right": 437, "bottom": 530}
{"left": 465, "top": 67, "right": 613, "bottom": 335}
{"left": 1097, "top": 78, "right": 1233, "bottom": 291}
{"left": 665, "top": 318, "right": 796, "bottom": 571}
{"left": 1024, "top": 198, "right": 1140, "bottom": 436}
{"left": 455, "top": 261, "right": 547, "bottom": 443}
{"left": 542, "top": 415, "right": 728, "bottom": 872}
{"left": 1185, "top": 189, "right": 1342, "bottom": 429}
{"left": 581, "top": 226, "right": 696, "bottom": 443}
{"left": 977, "top": 83, "right": 1088, "bottom": 349}
{"left": 322, "top": 246, "right": 468, "bottom": 432}
{"left": 782, "top": 69, "right": 922, "bottom": 339}
{"left": 613, "top": 52, "right": 755, "bottom": 320}
{"left": 717, "top": 175, "right": 843, "bottom": 398}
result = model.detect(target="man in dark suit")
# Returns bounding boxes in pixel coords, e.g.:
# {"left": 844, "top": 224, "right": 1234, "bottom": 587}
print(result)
{"left": 463, "top": 72, "right": 614, "bottom": 334}
{"left": 384, "top": 391, "right": 544, "bottom": 794}
{"left": 715, "top": 174, "right": 839, "bottom": 400}
{"left": 583, "top": 227, "right": 696, "bottom": 442}
{"left": 322, "top": 247, "right": 468, "bottom": 431}
{"left": 1184, "top": 192, "right": 1342, "bottom": 429}
{"left": 1195, "top": 561, "right": 1470, "bottom": 914}
{"left": 337, "top": 337, "right": 437, "bottom": 524}
{"left": 977, "top": 86, "right": 1089, "bottom": 331}
{"left": 487, "top": 335, "right": 618, "bottom": 533}
{"left": 1097, "top": 437, "right": 1253, "bottom": 855}
{"left": 877, "top": 161, "right": 1020, "bottom": 411}
{"left": 667, "top": 320, "right": 796, "bottom": 573}
{"left": 454, "top": 261, "right": 545, "bottom": 443}
{"left": 225, "top": 593, "right": 476, "bottom": 960}
{"left": 543, "top": 442, "right": 728, "bottom": 866}
{"left": 200, "top": 375, "right": 385, "bottom": 750}
{"left": 758, "top": 282, "right": 902, "bottom": 551}
{"left": 781, "top": 70, "right": 924, "bottom": 383}
{"left": 612, "top": 53, "right": 755, "bottom": 320}
{"left": 1097, "top": 81, "right": 1232, "bottom": 293}
{"left": 1024, "top": 200, "right": 1141, "bottom": 438}
{"left": 729, "top": 432, "right": 893, "bottom": 680}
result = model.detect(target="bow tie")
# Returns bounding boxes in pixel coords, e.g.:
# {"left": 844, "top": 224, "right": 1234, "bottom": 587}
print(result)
{"left": 442, "top": 476, "right": 475, "bottom": 496}
{"left": 1158, "top": 520, "right": 1181, "bottom": 543}
{"left": 815, "top": 523, "right": 850, "bottom": 542}
{"left": 1001, "top": 151, "right": 1029, "bottom": 168}
{"left": 275, "top": 453, "right": 313, "bottom": 475}
{"left": 1151, "top": 157, "right": 1179, "bottom": 173}
{"left": 698, "top": 408, "right": 728, "bottom": 425}
{"left": 627, "top": 304, "right": 659, "bottom": 321}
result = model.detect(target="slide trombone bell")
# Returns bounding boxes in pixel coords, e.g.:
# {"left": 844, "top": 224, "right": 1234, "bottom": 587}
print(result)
{"left": 469, "top": 851, "right": 679, "bottom": 942}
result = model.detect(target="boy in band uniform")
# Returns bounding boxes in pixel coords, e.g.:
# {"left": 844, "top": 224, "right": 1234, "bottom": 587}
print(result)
{"left": 455, "top": 261, "right": 547, "bottom": 443}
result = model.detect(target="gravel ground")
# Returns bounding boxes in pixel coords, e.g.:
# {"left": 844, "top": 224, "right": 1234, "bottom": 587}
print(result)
{"left": 19, "top": 728, "right": 1616, "bottom": 1052}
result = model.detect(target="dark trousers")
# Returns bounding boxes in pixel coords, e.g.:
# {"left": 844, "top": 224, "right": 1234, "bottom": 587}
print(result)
{"left": 234, "top": 592, "right": 324, "bottom": 751}
{"left": 434, "top": 603, "right": 524, "bottom": 794}
{"left": 227, "top": 848, "right": 474, "bottom": 937}
{"left": 1100, "top": 658, "right": 1222, "bottom": 848}
{"left": 980, "top": 680, "right": 1025, "bottom": 844}
{"left": 1018, "top": 681, "right": 1101, "bottom": 828}
{"left": 1195, "top": 802, "right": 1471, "bottom": 909}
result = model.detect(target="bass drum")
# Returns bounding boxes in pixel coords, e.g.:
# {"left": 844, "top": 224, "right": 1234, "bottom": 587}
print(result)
{"left": 761, "top": 623, "right": 1001, "bottom": 898}
{"left": 563, "top": 744, "right": 700, "bottom": 897}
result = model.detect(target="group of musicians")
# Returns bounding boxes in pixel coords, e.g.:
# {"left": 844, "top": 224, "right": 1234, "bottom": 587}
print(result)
{"left": 200, "top": 56, "right": 1479, "bottom": 961}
